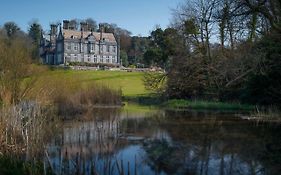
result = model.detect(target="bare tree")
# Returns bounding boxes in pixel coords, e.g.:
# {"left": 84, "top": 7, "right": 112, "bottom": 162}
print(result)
{"left": 239, "top": 0, "right": 281, "bottom": 33}
{"left": 173, "top": 0, "right": 218, "bottom": 60}
{"left": 85, "top": 18, "right": 98, "bottom": 31}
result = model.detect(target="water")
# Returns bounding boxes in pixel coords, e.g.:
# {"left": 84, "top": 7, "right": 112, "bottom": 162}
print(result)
{"left": 45, "top": 106, "right": 281, "bottom": 175}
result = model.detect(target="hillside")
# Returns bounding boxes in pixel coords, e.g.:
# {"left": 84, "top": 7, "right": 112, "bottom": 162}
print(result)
{"left": 28, "top": 69, "right": 149, "bottom": 101}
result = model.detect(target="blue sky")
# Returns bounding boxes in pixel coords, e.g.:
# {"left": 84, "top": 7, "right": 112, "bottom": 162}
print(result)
{"left": 0, "top": 0, "right": 182, "bottom": 36}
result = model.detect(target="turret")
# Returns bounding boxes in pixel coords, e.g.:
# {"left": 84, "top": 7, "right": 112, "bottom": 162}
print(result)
{"left": 39, "top": 30, "right": 45, "bottom": 46}
{"left": 99, "top": 24, "right": 104, "bottom": 41}
{"left": 57, "top": 24, "right": 63, "bottom": 40}
{"left": 50, "top": 24, "right": 57, "bottom": 48}
{"left": 56, "top": 24, "right": 64, "bottom": 65}
{"left": 39, "top": 30, "right": 45, "bottom": 57}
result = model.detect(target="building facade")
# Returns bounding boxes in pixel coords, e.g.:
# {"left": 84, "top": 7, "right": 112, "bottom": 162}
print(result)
{"left": 39, "top": 20, "right": 120, "bottom": 66}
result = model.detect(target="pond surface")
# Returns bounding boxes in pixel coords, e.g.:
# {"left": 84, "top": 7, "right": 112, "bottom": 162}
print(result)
{"left": 45, "top": 105, "right": 281, "bottom": 175}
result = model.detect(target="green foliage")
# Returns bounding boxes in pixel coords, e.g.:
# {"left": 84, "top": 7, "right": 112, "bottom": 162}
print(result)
{"left": 28, "top": 21, "right": 42, "bottom": 60}
{"left": 127, "top": 36, "right": 149, "bottom": 66}
{"left": 164, "top": 99, "right": 254, "bottom": 111}
{"left": 143, "top": 72, "right": 166, "bottom": 94}
{"left": 143, "top": 47, "right": 164, "bottom": 66}
{"left": 242, "top": 34, "right": 281, "bottom": 106}
{"left": 0, "top": 156, "right": 48, "bottom": 175}
{"left": 28, "top": 21, "right": 42, "bottom": 46}
{"left": 184, "top": 18, "right": 199, "bottom": 35}
{"left": 120, "top": 50, "right": 129, "bottom": 67}
{"left": 150, "top": 28, "right": 165, "bottom": 48}
{"left": 144, "top": 27, "right": 184, "bottom": 68}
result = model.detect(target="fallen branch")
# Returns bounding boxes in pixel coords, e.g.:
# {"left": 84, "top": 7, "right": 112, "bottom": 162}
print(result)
{"left": 225, "top": 69, "right": 253, "bottom": 87}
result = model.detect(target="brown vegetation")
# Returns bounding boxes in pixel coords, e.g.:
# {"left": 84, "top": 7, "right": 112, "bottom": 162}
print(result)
{"left": 0, "top": 37, "right": 33, "bottom": 105}
{"left": 0, "top": 101, "right": 58, "bottom": 159}
{"left": 142, "top": 0, "right": 281, "bottom": 108}
{"left": 0, "top": 23, "right": 123, "bottom": 170}
{"left": 54, "top": 84, "right": 122, "bottom": 117}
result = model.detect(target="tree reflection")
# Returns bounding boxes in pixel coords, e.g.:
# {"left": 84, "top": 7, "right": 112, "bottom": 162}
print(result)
{"left": 45, "top": 108, "right": 281, "bottom": 175}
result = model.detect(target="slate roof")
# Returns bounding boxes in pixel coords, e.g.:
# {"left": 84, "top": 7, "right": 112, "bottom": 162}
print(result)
{"left": 63, "top": 29, "right": 116, "bottom": 43}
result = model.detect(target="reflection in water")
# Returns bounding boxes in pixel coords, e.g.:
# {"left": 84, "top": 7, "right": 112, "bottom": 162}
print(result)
{"left": 45, "top": 107, "right": 281, "bottom": 175}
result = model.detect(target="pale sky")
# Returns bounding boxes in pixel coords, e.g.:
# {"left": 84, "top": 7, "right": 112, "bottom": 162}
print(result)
{"left": 0, "top": 0, "right": 182, "bottom": 36}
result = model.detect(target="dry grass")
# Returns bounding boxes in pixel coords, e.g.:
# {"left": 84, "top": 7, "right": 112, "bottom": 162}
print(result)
{"left": 0, "top": 101, "right": 58, "bottom": 159}
{"left": 54, "top": 84, "right": 122, "bottom": 116}
{"left": 26, "top": 69, "right": 149, "bottom": 99}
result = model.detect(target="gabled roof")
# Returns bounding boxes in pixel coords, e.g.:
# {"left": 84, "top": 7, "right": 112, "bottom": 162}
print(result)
{"left": 63, "top": 29, "right": 116, "bottom": 43}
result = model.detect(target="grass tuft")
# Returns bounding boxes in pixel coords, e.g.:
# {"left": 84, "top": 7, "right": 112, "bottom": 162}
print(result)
{"left": 163, "top": 99, "right": 254, "bottom": 111}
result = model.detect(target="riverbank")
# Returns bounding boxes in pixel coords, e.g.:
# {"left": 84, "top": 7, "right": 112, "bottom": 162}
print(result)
{"left": 25, "top": 67, "right": 279, "bottom": 116}
{"left": 124, "top": 95, "right": 255, "bottom": 112}
{"left": 163, "top": 99, "right": 254, "bottom": 111}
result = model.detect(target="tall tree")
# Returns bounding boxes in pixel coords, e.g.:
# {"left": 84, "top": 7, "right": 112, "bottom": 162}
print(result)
{"left": 28, "top": 21, "right": 42, "bottom": 46}
{"left": 238, "top": 0, "right": 281, "bottom": 33}
{"left": 120, "top": 50, "right": 129, "bottom": 67}
{"left": 28, "top": 21, "right": 42, "bottom": 60}
{"left": 4, "top": 22, "right": 20, "bottom": 38}
{"left": 144, "top": 27, "right": 185, "bottom": 68}
{"left": 85, "top": 18, "right": 98, "bottom": 31}
{"left": 173, "top": 0, "right": 218, "bottom": 60}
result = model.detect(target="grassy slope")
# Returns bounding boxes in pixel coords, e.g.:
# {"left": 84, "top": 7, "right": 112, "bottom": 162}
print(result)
{"left": 30, "top": 68, "right": 254, "bottom": 111}
{"left": 34, "top": 69, "right": 150, "bottom": 97}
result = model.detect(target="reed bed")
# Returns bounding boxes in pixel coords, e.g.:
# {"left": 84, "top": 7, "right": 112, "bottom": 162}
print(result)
{"left": 54, "top": 84, "right": 122, "bottom": 117}
{"left": 0, "top": 101, "right": 59, "bottom": 175}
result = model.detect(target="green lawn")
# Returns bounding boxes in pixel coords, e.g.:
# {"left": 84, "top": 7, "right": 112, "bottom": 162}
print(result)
{"left": 28, "top": 67, "right": 254, "bottom": 112}
{"left": 34, "top": 69, "right": 149, "bottom": 97}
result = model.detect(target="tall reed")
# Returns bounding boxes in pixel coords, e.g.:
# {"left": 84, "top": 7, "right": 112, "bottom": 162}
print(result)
{"left": 0, "top": 101, "right": 57, "bottom": 159}
{"left": 54, "top": 84, "right": 122, "bottom": 117}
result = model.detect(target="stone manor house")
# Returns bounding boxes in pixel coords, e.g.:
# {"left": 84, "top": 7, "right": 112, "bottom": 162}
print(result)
{"left": 39, "top": 20, "right": 120, "bottom": 66}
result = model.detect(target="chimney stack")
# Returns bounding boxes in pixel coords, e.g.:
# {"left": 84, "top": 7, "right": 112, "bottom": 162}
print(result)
{"left": 50, "top": 24, "right": 58, "bottom": 36}
{"left": 80, "top": 22, "right": 88, "bottom": 31}
{"left": 63, "top": 20, "right": 69, "bottom": 29}
{"left": 99, "top": 24, "right": 104, "bottom": 41}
